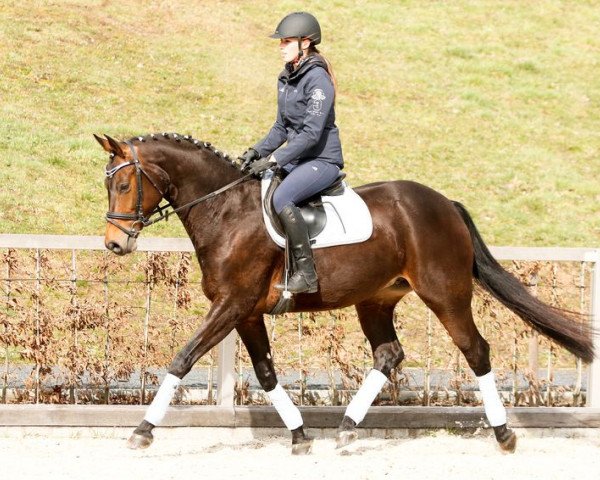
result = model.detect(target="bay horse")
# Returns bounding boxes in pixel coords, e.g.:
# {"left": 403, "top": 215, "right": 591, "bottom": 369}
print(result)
{"left": 95, "top": 132, "right": 594, "bottom": 455}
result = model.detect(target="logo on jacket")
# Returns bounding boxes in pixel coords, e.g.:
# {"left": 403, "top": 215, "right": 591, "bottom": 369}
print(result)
{"left": 308, "top": 88, "right": 326, "bottom": 116}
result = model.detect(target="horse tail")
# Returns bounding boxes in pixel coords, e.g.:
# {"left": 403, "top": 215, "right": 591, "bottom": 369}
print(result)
{"left": 452, "top": 201, "right": 595, "bottom": 363}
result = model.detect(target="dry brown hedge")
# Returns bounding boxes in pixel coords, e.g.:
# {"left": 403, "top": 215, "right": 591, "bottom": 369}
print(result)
{"left": 0, "top": 248, "right": 594, "bottom": 407}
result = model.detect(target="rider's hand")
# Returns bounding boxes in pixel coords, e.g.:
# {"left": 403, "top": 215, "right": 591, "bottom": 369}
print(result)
{"left": 239, "top": 148, "right": 261, "bottom": 171}
{"left": 248, "top": 156, "right": 277, "bottom": 177}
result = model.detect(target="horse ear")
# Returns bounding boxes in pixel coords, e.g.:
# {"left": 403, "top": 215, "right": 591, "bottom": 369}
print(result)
{"left": 104, "top": 134, "right": 125, "bottom": 157}
{"left": 93, "top": 134, "right": 111, "bottom": 152}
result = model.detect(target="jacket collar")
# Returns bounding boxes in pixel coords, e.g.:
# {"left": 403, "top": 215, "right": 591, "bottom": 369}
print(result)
{"left": 279, "top": 54, "right": 329, "bottom": 83}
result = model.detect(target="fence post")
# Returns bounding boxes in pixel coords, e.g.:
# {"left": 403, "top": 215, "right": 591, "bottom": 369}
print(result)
{"left": 34, "top": 249, "right": 41, "bottom": 404}
{"left": 587, "top": 250, "right": 600, "bottom": 407}
{"left": 2, "top": 251, "right": 12, "bottom": 404}
{"left": 217, "top": 331, "right": 237, "bottom": 408}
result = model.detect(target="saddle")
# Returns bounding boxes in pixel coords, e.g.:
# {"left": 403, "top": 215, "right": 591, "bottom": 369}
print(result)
{"left": 262, "top": 168, "right": 372, "bottom": 314}
{"left": 261, "top": 169, "right": 373, "bottom": 250}
{"left": 263, "top": 169, "right": 347, "bottom": 240}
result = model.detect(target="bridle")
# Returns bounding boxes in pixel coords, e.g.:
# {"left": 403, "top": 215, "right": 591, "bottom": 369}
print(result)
{"left": 105, "top": 141, "right": 254, "bottom": 239}
{"left": 105, "top": 140, "right": 168, "bottom": 239}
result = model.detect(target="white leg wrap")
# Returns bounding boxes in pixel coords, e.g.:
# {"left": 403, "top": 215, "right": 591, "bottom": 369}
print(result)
{"left": 345, "top": 369, "right": 388, "bottom": 425}
{"left": 267, "top": 384, "right": 303, "bottom": 430}
{"left": 143, "top": 373, "right": 181, "bottom": 426}
{"left": 477, "top": 371, "right": 507, "bottom": 427}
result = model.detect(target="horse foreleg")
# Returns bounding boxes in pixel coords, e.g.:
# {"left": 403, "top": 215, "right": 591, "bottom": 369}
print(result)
{"left": 236, "top": 316, "right": 312, "bottom": 455}
{"left": 127, "top": 373, "right": 180, "bottom": 449}
{"left": 127, "top": 301, "right": 240, "bottom": 450}
{"left": 337, "top": 301, "right": 405, "bottom": 448}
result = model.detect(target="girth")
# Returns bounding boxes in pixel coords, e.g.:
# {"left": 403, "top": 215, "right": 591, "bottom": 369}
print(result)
{"left": 263, "top": 169, "right": 346, "bottom": 239}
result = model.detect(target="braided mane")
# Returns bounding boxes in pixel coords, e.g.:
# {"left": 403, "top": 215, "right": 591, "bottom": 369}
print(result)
{"left": 128, "top": 132, "right": 241, "bottom": 170}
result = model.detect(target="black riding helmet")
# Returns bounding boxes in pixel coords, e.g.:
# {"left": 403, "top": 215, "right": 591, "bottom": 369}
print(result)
{"left": 270, "top": 12, "right": 321, "bottom": 45}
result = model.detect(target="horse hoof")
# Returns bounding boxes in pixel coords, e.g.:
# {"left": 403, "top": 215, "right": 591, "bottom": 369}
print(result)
{"left": 498, "top": 431, "right": 517, "bottom": 454}
{"left": 336, "top": 430, "right": 358, "bottom": 449}
{"left": 291, "top": 437, "right": 313, "bottom": 455}
{"left": 127, "top": 433, "right": 153, "bottom": 450}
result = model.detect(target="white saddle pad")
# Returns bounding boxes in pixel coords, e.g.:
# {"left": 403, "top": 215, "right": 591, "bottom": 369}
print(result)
{"left": 261, "top": 170, "right": 373, "bottom": 249}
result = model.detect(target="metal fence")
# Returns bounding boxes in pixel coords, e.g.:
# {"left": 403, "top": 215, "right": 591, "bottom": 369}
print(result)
{"left": 0, "top": 234, "right": 598, "bottom": 409}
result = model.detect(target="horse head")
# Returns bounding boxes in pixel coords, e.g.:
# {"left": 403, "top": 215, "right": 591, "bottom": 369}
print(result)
{"left": 94, "top": 134, "right": 169, "bottom": 255}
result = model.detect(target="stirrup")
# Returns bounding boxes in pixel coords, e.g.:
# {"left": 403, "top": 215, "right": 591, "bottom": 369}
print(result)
{"left": 276, "top": 272, "right": 318, "bottom": 294}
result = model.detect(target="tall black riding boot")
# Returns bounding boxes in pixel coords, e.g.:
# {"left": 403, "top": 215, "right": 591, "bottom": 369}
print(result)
{"left": 275, "top": 204, "right": 318, "bottom": 294}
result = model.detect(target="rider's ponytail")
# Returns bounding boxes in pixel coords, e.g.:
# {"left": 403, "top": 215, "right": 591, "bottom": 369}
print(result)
{"left": 308, "top": 46, "right": 337, "bottom": 100}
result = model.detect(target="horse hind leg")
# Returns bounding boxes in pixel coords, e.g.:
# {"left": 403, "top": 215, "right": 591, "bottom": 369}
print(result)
{"left": 337, "top": 300, "right": 405, "bottom": 448}
{"left": 418, "top": 289, "right": 517, "bottom": 453}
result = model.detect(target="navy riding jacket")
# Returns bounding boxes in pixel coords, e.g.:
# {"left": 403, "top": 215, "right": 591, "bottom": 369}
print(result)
{"left": 253, "top": 54, "right": 344, "bottom": 169}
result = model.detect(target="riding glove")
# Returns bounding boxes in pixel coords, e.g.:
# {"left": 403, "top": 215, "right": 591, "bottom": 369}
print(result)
{"left": 239, "top": 148, "right": 261, "bottom": 171}
{"left": 248, "top": 156, "right": 277, "bottom": 177}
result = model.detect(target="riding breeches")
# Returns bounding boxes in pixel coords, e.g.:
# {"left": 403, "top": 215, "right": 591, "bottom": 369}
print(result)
{"left": 273, "top": 160, "right": 341, "bottom": 214}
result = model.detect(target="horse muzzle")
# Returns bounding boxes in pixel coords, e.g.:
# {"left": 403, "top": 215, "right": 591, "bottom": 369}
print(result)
{"left": 105, "top": 225, "right": 139, "bottom": 256}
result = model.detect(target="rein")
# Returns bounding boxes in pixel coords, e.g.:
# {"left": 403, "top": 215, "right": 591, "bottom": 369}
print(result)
{"left": 105, "top": 141, "right": 253, "bottom": 238}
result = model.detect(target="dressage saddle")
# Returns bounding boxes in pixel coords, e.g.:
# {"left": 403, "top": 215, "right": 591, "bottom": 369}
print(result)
{"left": 263, "top": 169, "right": 346, "bottom": 240}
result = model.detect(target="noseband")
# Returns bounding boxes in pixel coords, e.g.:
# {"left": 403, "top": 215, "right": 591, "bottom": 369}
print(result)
{"left": 105, "top": 141, "right": 167, "bottom": 239}
{"left": 104, "top": 141, "right": 255, "bottom": 239}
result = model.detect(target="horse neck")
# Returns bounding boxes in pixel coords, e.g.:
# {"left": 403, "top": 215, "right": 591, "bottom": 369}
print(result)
{"left": 152, "top": 143, "right": 247, "bottom": 246}
{"left": 153, "top": 143, "right": 240, "bottom": 203}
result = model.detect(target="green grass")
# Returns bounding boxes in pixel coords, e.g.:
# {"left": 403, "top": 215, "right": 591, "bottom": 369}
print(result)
{"left": 0, "top": 0, "right": 598, "bottom": 246}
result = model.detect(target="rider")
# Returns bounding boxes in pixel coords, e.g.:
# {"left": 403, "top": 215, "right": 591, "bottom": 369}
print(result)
{"left": 240, "top": 11, "right": 344, "bottom": 294}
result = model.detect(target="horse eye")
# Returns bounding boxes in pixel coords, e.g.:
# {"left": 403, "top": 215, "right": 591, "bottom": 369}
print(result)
{"left": 118, "top": 183, "right": 130, "bottom": 193}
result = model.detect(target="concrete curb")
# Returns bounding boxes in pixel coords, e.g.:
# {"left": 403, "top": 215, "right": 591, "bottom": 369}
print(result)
{"left": 1, "top": 405, "right": 599, "bottom": 428}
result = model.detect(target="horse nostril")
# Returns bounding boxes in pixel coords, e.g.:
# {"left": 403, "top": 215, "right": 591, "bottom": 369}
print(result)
{"left": 107, "top": 241, "right": 122, "bottom": 254}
